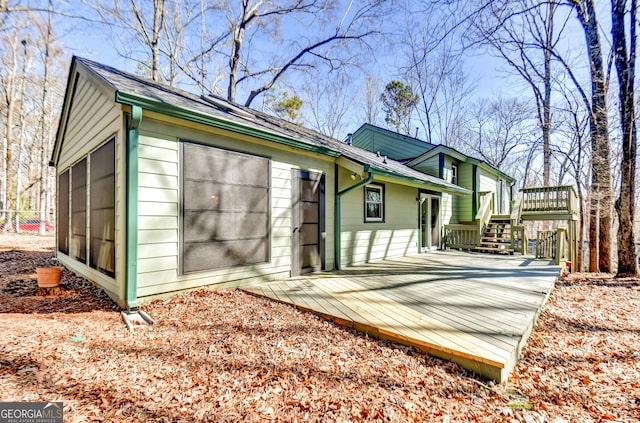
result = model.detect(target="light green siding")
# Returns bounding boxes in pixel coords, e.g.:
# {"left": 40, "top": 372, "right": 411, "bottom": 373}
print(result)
{"left": 134, "top": 117, "right": 336, "bottom": 299}
{"left": 55, "top": 73, "right": 125, "bottom": 305}
{"left": 338, "top": 167, "right": 419, "bottom": 267}
{"left": 411, "top": 155, "right": 439, "bottom": 178}
{"left": 457, "top": 162, "right": 474, "bottom": 221}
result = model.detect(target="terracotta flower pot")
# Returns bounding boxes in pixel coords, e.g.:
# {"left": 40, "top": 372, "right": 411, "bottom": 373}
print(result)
{"left": 36, "top": 267, "right": 63, "bottom": 288}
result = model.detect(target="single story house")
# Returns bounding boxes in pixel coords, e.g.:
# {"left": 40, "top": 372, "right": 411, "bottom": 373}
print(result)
{"left": 51, "top": 57, "right": 469, "bottom": 310}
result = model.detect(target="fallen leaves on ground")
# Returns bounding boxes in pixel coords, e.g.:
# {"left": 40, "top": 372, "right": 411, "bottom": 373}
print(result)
{"left": 1, "top": 234, "right": 639, "bottom": 422}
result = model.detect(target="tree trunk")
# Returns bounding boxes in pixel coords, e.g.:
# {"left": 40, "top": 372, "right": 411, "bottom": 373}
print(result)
{"left": 151, "top": 0, "right": 165, "bottom": 82}
{"left": 227, "top": 4, "right": 249, "bottom": 104}
{"left": 542, "top": 1, "right": 554, "bottom": 187}
{"left": 612, "top": 0, "right": 638, "bottom": 277}
{"left": 573, "top": 0, "right": 613, "bottom": 272}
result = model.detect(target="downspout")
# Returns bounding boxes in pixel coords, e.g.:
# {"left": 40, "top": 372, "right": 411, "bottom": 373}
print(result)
{"left": 335, "top": 164, "right": 373, "bottom": 270}
{"left": 125, "top": 105, "right": 142, "bottom": 311}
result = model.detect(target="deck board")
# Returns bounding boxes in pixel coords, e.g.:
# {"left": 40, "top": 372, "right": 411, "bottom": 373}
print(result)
{"left": 241, "top": 251, "right": 559, "bottom": 382}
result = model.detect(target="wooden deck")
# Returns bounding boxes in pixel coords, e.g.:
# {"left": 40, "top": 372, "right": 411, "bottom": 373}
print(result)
{"left": 241, "top": 251, "right": 561, "bottom": 382}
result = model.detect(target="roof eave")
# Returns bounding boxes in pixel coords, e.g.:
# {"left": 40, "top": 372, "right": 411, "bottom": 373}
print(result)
{"left": 115, "top": 90, "right": 342, "bottom": 158}
{"left": 366, "top": 165, "right": 471, "bottom": 196}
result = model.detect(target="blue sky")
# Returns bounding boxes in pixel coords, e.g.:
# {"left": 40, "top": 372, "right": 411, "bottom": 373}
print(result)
{"left": 45, "top": 0, "right": 597, "bottom": 141}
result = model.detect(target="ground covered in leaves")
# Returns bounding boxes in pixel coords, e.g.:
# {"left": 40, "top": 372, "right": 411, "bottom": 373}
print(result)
{"left": 1, "top": 234, "right": 639, "bottom": 422}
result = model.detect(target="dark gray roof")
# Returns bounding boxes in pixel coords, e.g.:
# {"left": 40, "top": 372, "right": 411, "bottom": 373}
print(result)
{"left": 74, "top": 57, "right": 469, "bottom": 194}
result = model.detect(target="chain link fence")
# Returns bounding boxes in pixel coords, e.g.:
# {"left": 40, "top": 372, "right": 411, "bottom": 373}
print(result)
{"left": 0, "top": 210, "right": 56, "bottom": 234}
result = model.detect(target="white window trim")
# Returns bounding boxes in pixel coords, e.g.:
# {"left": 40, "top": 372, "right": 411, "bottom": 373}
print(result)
{"left": 451, "top": 164, "right": 458, "bottom": 185}
{"left": 364, "top": 184, "right": 384, "bottom": 222}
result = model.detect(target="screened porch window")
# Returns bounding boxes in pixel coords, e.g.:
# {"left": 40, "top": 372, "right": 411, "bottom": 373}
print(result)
{"left": 57, "top": 170, "right": 69, "bottom": 255}
{"left": 364, "top": 184, "right": 384, "bottom": 222}
{"left": 70, "top": 158, "right": 87, "bottom": 263}
{"left": 181, "top": 142, "right": 270, "bottom": 274}
{"left": 89, "top": 137, "right": 115, "bottom": 277}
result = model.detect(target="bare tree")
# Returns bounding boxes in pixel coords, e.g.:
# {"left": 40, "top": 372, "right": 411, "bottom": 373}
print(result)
{"left": 0, "top": 14, "right": 28, "bottom": 231}
{"left": 402, "top": 8, "right": 474, "bottom": 146}
{"left": 554, "top": 85, "right": 591, "bottom": 271}
{"left": 359, "top": 73, "right": 381, "bottom": 126}
{"left": 83, "top": 0, "right": 221, "bottom": 86}
{"left": 565, "top": 0, "right": 613, "bottom": 273}
{"left": 36, "top": 0, "right": 53, "bottom": 235}
{"left": 611, "top": 0, "right": 638, "bottom": 277}
{"left": 223, "top": 0, "right": 385, "bottom": 107}
{"left": 0, "top": 4, "right": 63, "bottom": 233}
{"left": 304, "top": 71, "right": 355, "bottom": 138}
{"left": 462, "top": 96, "right": 536, "bottom": 173}
{"left": 471, "top": 0, "right": 568, "bottom": 187}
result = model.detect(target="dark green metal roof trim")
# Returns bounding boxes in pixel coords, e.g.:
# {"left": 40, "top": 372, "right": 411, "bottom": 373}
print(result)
{"left": 367, "top": 165, "right": 471, "bottom": 196}
{"left": 115, "top": 91, "right": 342, "bottom": 158}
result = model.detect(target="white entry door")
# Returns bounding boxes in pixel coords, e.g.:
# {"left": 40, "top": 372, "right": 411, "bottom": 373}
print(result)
{"left": 420, "top": 194, "right": 441, "bottom": 251}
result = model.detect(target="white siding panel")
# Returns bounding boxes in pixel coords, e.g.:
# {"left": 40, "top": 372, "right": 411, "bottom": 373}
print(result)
{"left": 138, "top": 216, "right": 177, "bottom": 230}
{"left": 138, "top": 173, "right": 178, "bottom": 189}
{"left": 272, "top": 216, "right": 292, "bottom": 229}
{"left": 139, "top": 143, "right": 178, "bottom": 163}
{"left": 479, "top": 169, "right": 497, "bottom": 193}
{"left": 139, "top": 201, "right": 178, "bottom": 216}
{"left": 138, "top": 242, "right": 177, "bottom": 259}
{"left": 138, "top": 229, "right": 178, "bottom": 244}
{"left": 139, "top": 158, "right": 178, "bottom": 176}
{"left": 271, "top": 235, "right": 291, "bottom": 249}
{"left": 138, "top": 187, "right": 178, "bottom": 203}
{"left": 138, "top": 269, "right": 178, "bottom": 288}
{"left": 138, "top": 256, "right": 178, "bottom": 273}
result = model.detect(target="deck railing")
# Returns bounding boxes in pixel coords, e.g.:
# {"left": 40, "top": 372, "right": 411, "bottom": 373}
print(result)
{"left": 521, "top": 186, "right": 577, "bottom": 217}
{"left": 512, "top": 225, "right": 528, "bottom": 254}
{"left": 475, "top": 193, "right": 494, "bottom": 245}
{"left": 443, "top": 223, "right": 478, "bottom": 250}
{"left": 444, "top": 193, "right": 493, "bottom": 250}
{"left": 536, "top": 228, "right": 568, "bottom": 265}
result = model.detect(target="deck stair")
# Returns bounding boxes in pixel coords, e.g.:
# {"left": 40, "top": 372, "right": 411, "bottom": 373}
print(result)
{"left": 476, "top": 215, "right": 514, "bottom": 254}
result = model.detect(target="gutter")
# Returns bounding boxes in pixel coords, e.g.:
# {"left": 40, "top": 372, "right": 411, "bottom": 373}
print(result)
{"left": 125, "top": 104, "right": 142, "bottom": 311}
{"left": 335, "top": 165, "right": 373, "bottom": 270}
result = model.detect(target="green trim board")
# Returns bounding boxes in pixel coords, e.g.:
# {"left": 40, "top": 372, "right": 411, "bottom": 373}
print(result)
{"left": 125, "top": 105, "right": 142, "bottom": 311}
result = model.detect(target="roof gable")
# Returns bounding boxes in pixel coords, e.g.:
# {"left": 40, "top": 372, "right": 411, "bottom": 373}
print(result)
{"left": 351, "top": 124, "right": 434, "bottom": 161}
{"left": 407, "top": 145, "right": 515, "bottom": 182}
{"left": 351, "top": 123, "right": 514, "bottom": 183}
